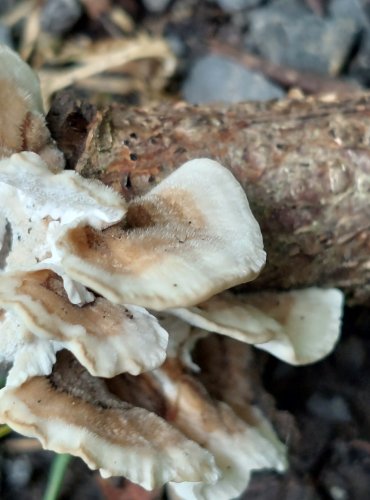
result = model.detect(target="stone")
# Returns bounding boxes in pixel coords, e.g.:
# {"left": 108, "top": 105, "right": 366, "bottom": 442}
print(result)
{"left": 245, "top": 0, "right": 360, "bottom": 75}
{"left": 0, "top": 0, "right": 16, "bottom": 15}
{"left": 0, "top": 24, "right": 13, "bottom": 48}
{"left": 306, "top": 393, "right": 352, "bottom": 423}
{"left": 215, "top": 0, "right": 263, "bottom": 13}
{"left": 329, "top": 0, "right": 367, "bottom": 28}
{"left": 142, "top": 0, "right": 172, "bottom": 13}
{"left": 4, "top": 456, "right": 32, "bottom": 489}
{"left": 182, "top": 54, "right": 284, "bottom": 104}
{"left": 41, "top": 0, "right": 82, "bottom": 35}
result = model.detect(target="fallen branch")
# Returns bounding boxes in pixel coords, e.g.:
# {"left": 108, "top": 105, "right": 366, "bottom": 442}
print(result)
{"left": 47, "top": 92, "right": 370, "bottom": 305}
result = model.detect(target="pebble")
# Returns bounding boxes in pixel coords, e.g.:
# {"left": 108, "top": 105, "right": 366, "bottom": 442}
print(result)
{"left": 329, "top": 0, "right": 367, "bottom": 28}
{"left": 215, "top": 0, "right": 263, "bottom": 13}
{"left": 142, "top": 0, "right": 172, "bottom": 13}
{"left": 165, "top": 33, "right": 187, "bottom": 59}
{"left": 245, "top": 0, "right": 360, "bottom": 75}
{"left": 307, "top": 393, "right": 352, "bottom": 422}
{"left": 182, "top": 54, "right": 284, "bottom": 104}
{"left": 0, "top": 23, "right": 13, "bottom": 47}
{"left": 41, "top": 0, "right": 82, "bottom": 35}
{"left": 0, "top": 0, "right": 16, "bottom": 15}
{"left": 4, "top": 456, "right": 32, "bottom": 488}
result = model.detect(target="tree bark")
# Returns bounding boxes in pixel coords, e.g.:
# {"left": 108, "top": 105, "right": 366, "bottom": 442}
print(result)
{"left": 47, "top": 92, "right": 370, "bottom": 305}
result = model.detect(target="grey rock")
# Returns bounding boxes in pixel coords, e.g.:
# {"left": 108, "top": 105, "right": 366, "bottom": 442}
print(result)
{"left": 245, "top": 0, "right": 360, "bottom": 75}
{"left": 215, "top": 0, "right": 263, "bottom": 13}
{"left": 41, "top": 0, "right": 82, "bottom": 35}
{"left": 142, "top": 0, "right": 172, "bottom": 13}
{"left": 182, "top": 54, "right": 284, "bottom": 104}
{"left": 0, "top": 23, "right": 13, "bottom": 47}
{"left": 307, "top": 393, "right": 352, "bottom": 422}
{"left": 4, "top": 456, "right": 32, "bottom": 488}
{"left": 359, "top": 0, "right": 370, "bottom": 20}
{"left": 165, "top": 33, "right": 187, "bottom": 58}
{"left": 329, "top": 0, "right": 367, "bottom": 28}
{"left": 0, "top": 0, "right": 16, "bottom": 15}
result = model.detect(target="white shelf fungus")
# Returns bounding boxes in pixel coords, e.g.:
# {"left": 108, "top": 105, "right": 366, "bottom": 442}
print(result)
{"left": 54, "top": 158, "right": 266, "bottom": 309}
{"left": 170, "top": 287, "right": 344, "bottom": 366}
{"left": 0, "top": 45, "right": 64, "bottom": 170}
{"left": 0, "top": 44, "right": 344, "bottom": 499}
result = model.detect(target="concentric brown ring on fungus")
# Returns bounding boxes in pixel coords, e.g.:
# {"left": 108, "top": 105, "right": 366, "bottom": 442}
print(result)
{"left": 0, "top": 270, "right": 168, "bottom": 377}
{"left": 146, "top": 359, "right": 286, "bottom": 500}
{"left": 0, "top": 351, "right": 219, "bottom": 490}
{"left": 0, "top": 45, "right": 64, "bottom": 170}
{"left": 55, "top": 158, "right": 266, "bottom": 310}
{"left": 0, "top": 151, "right": 126, "bottom": 303}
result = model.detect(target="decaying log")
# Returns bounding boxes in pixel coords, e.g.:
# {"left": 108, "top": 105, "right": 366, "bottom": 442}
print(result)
{"left": 47, "top": 93, "right": 370, "bottom": 305}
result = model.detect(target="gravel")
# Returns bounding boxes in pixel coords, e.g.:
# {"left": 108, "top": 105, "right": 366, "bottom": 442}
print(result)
{"left": 182, "top": 54, "right": 284, "bottom": 104}
{"left": 40, "top": 0, "right": 82, "bottom": 35}
{"left": 245, "top": 0, "right": 360, "bottom": 75}
{"left": 215, "top": 0, "right": 263, "bottom": 13}
{"left": 142, "top": 0, "right": 172, "bottom": 13}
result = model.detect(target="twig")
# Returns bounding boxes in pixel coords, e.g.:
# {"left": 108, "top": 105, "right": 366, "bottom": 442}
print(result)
{"left": 39, "top": 36, "right": 176, "bottom": 109}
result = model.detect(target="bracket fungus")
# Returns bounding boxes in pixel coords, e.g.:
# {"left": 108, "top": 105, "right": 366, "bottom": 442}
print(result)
{"left": 0, "top": 45, "right": 345, "bottom": 499}
{"left": 0, "top": 45, "right": 64, "bottom": 171}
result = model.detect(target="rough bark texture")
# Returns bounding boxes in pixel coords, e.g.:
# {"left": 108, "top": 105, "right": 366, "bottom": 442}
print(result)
{"left": 47, "top": 92, "right": 370, "bottom": 305}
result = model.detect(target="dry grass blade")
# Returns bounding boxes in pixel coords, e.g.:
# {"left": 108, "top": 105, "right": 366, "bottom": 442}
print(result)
{"left": 109, "top": 7, "right": 135, "bottom": 33}
{"left": 19, "top": 3, "right": 42, "bottom": 60}
{"left": 39, "top": 36, "right": 176, "bottom": 109}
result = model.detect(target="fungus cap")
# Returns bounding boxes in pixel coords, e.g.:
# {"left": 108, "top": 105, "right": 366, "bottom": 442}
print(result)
{"left": 0, "top": 44, "right": 64, "bottom": 169}
{"left": 170, "top": 288, "right": 344, "bottom": 365}
{"left": 0, "top": 352, "right": 220, "bottom": 490}
{"left": 152, "top": 360, "right": 287, "bottom": 500}
{"left": 0, "top": 44, "right": 43, "bottom": 113}
{"left": 55, "top": 158, "right": 266, "bottom": 310}
{"left": 0, "top": 270, "right": 169, "bottom": 377}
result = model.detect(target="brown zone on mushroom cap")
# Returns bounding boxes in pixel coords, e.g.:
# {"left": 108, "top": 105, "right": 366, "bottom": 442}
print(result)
{"left": 15, "top": 270, "right": 137, "bottom": 340}
{"left": 104, "top": 354, "right": 257, "bottom": 439}
{"left": 107, "top": 372, "right": 168, "bottom": 419}
{"left": 192, "top": 336, "right": 259, "bottom": 427}
{"left": 7, "top": 351, "right": 194, "bottom": 450}
{"left": 0, "top": 79, "right": 30, "bottom": 153}
{"left": 63, "top": 188, "right": 208, "bottom": 275}
{"left": 109, "top": 356, "right": 254, "bottom": 441}
{"left": 234, "top": 292, "right": 296, "bottom": 326}
{"left": 21, "top": 112, "right": 50, "bottom": 153}
{"left": 0, "top": 81, "right": 53, "bottom": 160}
{"left": 196, "top": 292, "right": 295, "bottom": 328}
{"left": 125, "top": 189, "right": 206, "bottom": 230}
{"left": 159, "top": 359, "right": 254, "bottom": 436}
